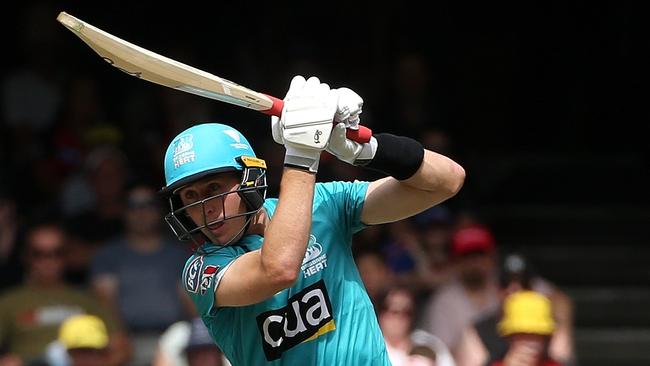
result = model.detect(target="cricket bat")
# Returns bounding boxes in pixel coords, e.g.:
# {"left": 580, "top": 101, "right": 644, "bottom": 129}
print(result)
{"left": 56, "top": 11, "right": 372, "bottom": 143}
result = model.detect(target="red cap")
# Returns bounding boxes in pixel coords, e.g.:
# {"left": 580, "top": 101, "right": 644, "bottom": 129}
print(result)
{"left": 451, "top": 224, "right": 496, "bottom": 257}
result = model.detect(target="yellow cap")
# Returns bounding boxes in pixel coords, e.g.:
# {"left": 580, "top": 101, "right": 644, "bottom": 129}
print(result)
{"left": 497, "top": 291, "right": 555, "bottom": 337}
{"left": 58, "top": 314, "right": 109, "bottom": 350}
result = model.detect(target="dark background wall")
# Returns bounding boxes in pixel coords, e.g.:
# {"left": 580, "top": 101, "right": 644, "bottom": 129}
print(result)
{"left": 6, "top": 1, "right": 648, "bottom": 193}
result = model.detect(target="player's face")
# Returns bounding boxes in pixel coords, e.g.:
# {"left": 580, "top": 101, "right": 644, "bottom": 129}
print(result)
{"left": 178, "top": 172, "right": 247, "bottom": 244}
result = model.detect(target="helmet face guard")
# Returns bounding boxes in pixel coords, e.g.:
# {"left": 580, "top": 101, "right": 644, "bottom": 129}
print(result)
{"left": 164, "top": 166, "right": 267, "bottom": 244}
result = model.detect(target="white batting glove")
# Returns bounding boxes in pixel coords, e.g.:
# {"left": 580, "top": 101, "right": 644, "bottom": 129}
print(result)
{"left": 326, "top": 123, "right": 377, "bottom": 166}
{"left": 271, "top": 75, "right": 338, "bottom": 173}
{"left": 334, "top": 87, "right": 363, "bottom": 131}
{"left": 326, "top": 87, "right": 376, "bottom": 166}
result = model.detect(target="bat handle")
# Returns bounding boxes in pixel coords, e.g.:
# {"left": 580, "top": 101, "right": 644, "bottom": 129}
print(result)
{"left": 262, "top": 94, "right": 372, "bottom": 144}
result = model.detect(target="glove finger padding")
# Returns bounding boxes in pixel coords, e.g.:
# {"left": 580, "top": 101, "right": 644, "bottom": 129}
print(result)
{"left": 272, "top": 75, "right": 308, "bottom": 145}
{"left": 281, "top": 87, "right": 336, "bottom": 151}
{"left": 334, "top": 87, "right": 363, "bottom": 130}
{"left": 273, "top": 75, "right": 339, "bottom": 173}
{"left": 285, "top": 75, "right": 307, "bottom": 100}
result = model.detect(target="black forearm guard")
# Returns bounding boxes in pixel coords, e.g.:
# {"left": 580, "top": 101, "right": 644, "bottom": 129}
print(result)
{"left": 362, "top": 133, "right": 424, "bottom": 180}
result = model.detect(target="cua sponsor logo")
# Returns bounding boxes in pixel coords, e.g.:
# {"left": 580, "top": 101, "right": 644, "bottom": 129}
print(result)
{"left": 256, "top": 280, "right": 334, "bottom": 361}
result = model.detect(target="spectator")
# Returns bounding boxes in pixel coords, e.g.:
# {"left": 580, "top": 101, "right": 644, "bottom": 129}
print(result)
{"left": 57, "top": 314, "right": 111, "bottom": 366}
{"left": 378, "top": 286, "right": 455, "bottom": 366}
{"left": 61, "top": 145, "right": 130, "bottom": 285}
{"left": 407, "top": 330, "right": 457, "bottom": 366}
{"left": 455, "top": 253, "right": 575, "bottom": 366}
{"left": 410, "top": 205, "right": 456, "bottom": 310}
{"left": 153, "top": 317, "right": 231, "bottom": 366}
{"left": 183, "top": 317, "right": 226, "bottom": 366}
{"left": 61, "top": 144, "right": 128, "bottom": 226}
{"left": 0, "top": 223, "right": 130, "bottom": 366}
{"left": 490, "top": 291, "right": 562, "bottom": 366}
{"left": 380, "top": 214, "right": 451, "bottom": 309}
{"left": 355, "top": 249, "right": 396, "bottom": 308}
{"left": 382, "top": 220, "right": 419, "bottom": 277}
{"left": 412, "top": 205, "right": 454, "bottom": 273}
{"left": 90, "top": 184, "right": 194, "bottom": 366}
{"left": 51, "top": 76, "right": 121, "bottom": 179}
{"left": 420, "top": 223, "right": 501, "bottom": 352}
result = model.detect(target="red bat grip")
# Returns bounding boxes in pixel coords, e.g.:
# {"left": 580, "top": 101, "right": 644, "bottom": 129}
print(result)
{"left": 262, "top": 94, "right": 372, "bottom": 143}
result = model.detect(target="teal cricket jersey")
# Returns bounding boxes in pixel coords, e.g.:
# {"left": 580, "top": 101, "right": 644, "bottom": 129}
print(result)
{"left": 182, "top": 181, "right": 391, "bottom": 365}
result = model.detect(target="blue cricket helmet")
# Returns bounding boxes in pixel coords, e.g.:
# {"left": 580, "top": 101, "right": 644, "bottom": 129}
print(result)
{"left": 163, "top": 123, "right": 257, "bottom": 193}
{"left": 160, "top": 123, "right": 267, "bottom": 243}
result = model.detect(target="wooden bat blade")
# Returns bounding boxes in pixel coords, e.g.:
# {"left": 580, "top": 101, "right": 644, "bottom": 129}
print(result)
{"left": 56, "top": 11, "right": 372, "bottom": 143}
{"left": 56, "top": 11, "right": 273, "bottom": 111}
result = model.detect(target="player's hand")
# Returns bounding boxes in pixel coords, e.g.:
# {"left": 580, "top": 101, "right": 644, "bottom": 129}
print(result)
{"left": 326, "top": 87, "right": 377, "bottom": 166}
{"left": 334, "top": 87, "right": 363, "bottom": 130}
{"left": 271, "top": 75, "right": 338, "bottom": 173}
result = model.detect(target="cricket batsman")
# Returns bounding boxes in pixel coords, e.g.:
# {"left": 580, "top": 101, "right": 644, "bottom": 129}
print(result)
{"left": 160, "top": 75, "right": 466, "bottom": 365}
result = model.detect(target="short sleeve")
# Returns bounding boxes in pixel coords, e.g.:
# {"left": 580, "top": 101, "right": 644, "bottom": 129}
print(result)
{"left": 316, "top": 181, "right": 370, "bottom": 235}
{"left": 182, "top": 251, "right": 238, "bottom": 318}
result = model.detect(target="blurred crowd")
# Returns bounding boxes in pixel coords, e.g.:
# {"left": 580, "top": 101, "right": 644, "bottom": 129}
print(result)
{"left": 0, "top": 192, "right": 578, "bottom": 366}
{"left": 0, "top": 3, "right": 580, "bottom": 366}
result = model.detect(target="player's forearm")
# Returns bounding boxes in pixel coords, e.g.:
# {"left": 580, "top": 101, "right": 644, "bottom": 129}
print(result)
{"left": 261, "top": 167, "right": 315, "bottom": 285}
{"left": 361, "top": 149, "right": 465, "bottom": 225}
{"left": 401, "top": 149, "right": 465, "bottom": 197}
{"left": 359, "top": 133, "right": 464, "bottom": 196}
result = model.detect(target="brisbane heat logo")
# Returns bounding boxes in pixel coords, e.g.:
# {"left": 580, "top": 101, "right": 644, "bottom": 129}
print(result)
{"left": 301, "top": 235, "right": 328, "bottom": 278}
{"left": 172, "top": 134, "right": 195, "bottom": 168}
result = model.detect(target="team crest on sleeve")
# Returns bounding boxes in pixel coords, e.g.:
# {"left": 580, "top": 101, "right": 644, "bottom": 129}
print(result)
{"left": 200, "top": 265, "right": 219, "bottom": 295}
{"left": 184, "top": 256, "right": 204, "bottom": 293}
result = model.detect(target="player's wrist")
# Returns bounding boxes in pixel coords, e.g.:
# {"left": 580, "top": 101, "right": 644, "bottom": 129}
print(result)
{"left": 284, "top": 146, "right": 321, "bottom": 173}
{"left": 350, "top": 136, "right": 378, "bottom": 166}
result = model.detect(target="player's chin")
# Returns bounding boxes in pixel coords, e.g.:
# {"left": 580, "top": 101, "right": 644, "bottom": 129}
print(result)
{"left": 207, "top": 222, "right": 239, "bottom": 244}
{"left": 208, "top": 221, "right": 225, "bottom": 234}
